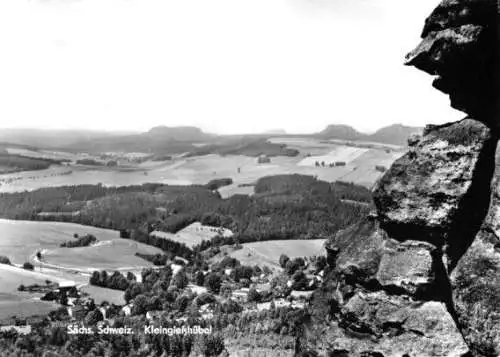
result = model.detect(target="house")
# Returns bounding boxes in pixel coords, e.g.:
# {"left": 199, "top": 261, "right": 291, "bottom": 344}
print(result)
{"left": 68, "top": 305, "right": 87, "bottom": 320}
{"left": 98, "top": 307, "right": 107, "bottom": 320}
{"left": 121, "top": 304, "right": 133, "bottom": 316}
{"left": 231, "top": 288, "right": 249, "bottom": 302}
{"left": 58, "top": 281, "right": 78, "bottom": 295}
{"left": 173, "top": 256, "right": 189, "bottom": 266}
{"left": 170, "top": 264, "right": 183, "bottom": 276}
{"left": 0, "top": 325, "right": 32, "bottom": 335}
{"left": 146, "top": 311, "right": 163, "bottom": 321}
{"left": 290, "top": 290, "right": 314, "bottom": 301}
{"left": 199, "top": 305, "right": 214, "bottom": 320}
{"left": 257, "top": 155, "right": 271, "bottom": 164}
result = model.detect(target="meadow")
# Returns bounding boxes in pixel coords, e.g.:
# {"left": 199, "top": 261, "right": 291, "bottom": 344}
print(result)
{"left": 150, "top": 222, "right": 233, "bottom": 249}
{"left": 0, "top": 219, "right": 120, "bottom": 264}
{"left": 0, "top": 138, "right": 405, "bottom": 195}
{"left": 80, "top": 285, "right": 126, "bottom": 305}
{"left": 44, "top": 239, "right": 163, "bottom": 271}
{"left": 0, "top": 264, "right": 62, "bottom": 322}
{"left": 216, "top": 239, "right": 326, "bottom": 269}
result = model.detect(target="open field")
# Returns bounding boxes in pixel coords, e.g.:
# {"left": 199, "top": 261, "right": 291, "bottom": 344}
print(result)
{"left": 0, "top": 138, "right": 405, "bottom": 194}
{"left": 0, "top": 264, "right": 62, "bottom": 322}
{"left": 0, "top": 219, "right": 160, "bottom": 270}
{"left": 0, "top": 219, "right": 120, "bottom": 264}
{"left": 215, "top": 239, "right": 326, "bottom": 269}
{"left": 6, "top": 147, "right": 81, "bottom": 161}
{"left": 298, "top": 146, "right": 370, "bottom": 166}
{"left": 151, "top": 222, "right": 233, "bottom": 248}
{"left": 44, "top": 239, "right": 163, "bottom": 271}
{"left": 0, "top": 219, "right": 161, "bottom": 316}
{"left": 80, "top": 285, "right": 125, "bottom": 305}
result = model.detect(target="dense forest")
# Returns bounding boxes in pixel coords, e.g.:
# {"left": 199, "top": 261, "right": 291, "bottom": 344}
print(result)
{"left": 0, "top": 175, "right": 372, "bottom": 253}
{"left": 185, "top": 138, "right": 300, "bottom": 158}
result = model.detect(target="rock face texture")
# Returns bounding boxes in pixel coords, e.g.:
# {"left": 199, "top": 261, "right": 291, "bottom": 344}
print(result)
{"left": 300, "top": 1, "right": 500, "bottom": 356}
{"left": 373, "top": 119, "right": 496, "bottom": 257}
{"left": 450, "top": 152, "right": 500, "bottom": 356}
{"left": 405, "top": 0, "right": 498, "bottom": 127}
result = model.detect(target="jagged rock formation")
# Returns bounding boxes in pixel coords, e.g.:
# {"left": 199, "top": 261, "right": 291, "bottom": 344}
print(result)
{"left": 450, "top": 150, "right": 500, "bottom": 356}
{"left": 405, "top": 0, "right": 498, "bottom": 128}
{"left": 373, "top": 118, "right": 497, "bottom": 270}
{"left": 300, "top": 1, "right": 500, "bottom": 356}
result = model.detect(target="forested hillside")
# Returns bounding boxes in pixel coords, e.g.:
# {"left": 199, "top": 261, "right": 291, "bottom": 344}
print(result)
{"left": 0, "top": 175, "right": 372, "bottom": 251}
{"left": 0, "top": 152, "right": 63, "bottom": 174}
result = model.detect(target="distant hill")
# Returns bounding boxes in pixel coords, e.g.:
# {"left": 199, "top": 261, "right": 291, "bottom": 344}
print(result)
{"left": 0, "top": 124, "right": 424, "bottom": 153}
{"left": 0, "top": 129, "right": 133, "bottom": 149}
{"left": 317, "top": 124, "right": 364, "bottom": 141}
{"left": 366, "top": 124, "right": 423, "bottom": 146}
{"left": 65, "top": 126, "right": 215, "bottom": 153}
{"left": 316, "top": 124, "right": 423, "bottom": 146}
{"left": 145, "top": 126, "right": 213, "bottom": 142}
{"left": 263, "top": 129, "right": 287, "bottom": 135}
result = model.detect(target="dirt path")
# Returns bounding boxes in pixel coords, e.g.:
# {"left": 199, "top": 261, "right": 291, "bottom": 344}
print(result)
{"left": 0, "top": 263, "right": 68, "bottom": 284}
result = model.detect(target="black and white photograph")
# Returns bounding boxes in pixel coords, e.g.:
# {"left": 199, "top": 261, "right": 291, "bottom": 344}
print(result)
{"left": 0, "top": 0, "right": 498, "bottom": 356}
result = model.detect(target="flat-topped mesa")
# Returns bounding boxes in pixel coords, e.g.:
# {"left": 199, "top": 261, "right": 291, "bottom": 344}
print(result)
{"left": 405, "top": 0, "right": 498, "bottom": 127}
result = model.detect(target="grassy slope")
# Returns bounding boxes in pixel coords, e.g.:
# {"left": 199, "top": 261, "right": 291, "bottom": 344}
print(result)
{"left": 0, "top": 219, "right": 120, "bottom": 264}
{"left": 0, "top": 264, "right": 61, "bottom": 322}
{"left": 214, "top": 239, "right": 326, "bottom": 269}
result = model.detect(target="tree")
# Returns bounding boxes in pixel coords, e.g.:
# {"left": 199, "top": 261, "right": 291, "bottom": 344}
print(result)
{"left": 175, "top": 294, "right": 191, "bottom": 312}
{"left": 204, "top": 273, "right": 222, "bottom": 294}
{"left": 84, "top": 309, "right": 103, "bottom": 325}
{"left": 292, "top": 270, "right": 309, "bottom": 291}
{"left": 221, "top": 299, "right": 242, "bottom": 314}
{"left": 194, "top": 271, "right": 205, "bottom": 286}
{"left": 23, "top": 262, "right": 34, "bottom": 270}
{"left": 247, "top": 287, "right": 261, "bottom": 303}
{"left": 285, "top": 259, "right": 301, "bottom": 276}
{"left": 124, "top": 283, "right": 144, "bottom": 303}
{"left": 199, "top": 334, "right": 225, "bottom": 357}
{"left": 314, "top": 255, "right": 327, "bottom": 272}
{"left": 0, "top": 255, "right": 11, "bottom": 265}
{"left": 196, "top": 292, "right": 216, "bottom": 306}
{"left": 279, "top": 254, "right": 290, "bottom": 268}
{"left": 262, "top": 265, "right": 272, "bottom": 275}
{"left": 231, "top": 265, "right": 253, "bottom": 282}
{"left": 90, "top": 271, "right": 101, "bottom": 286}
{"left": 171, "top": 270, "right": 189, "bottom": 290}
{"left": 131, "top": 294, "right": 148, "bottom": 315}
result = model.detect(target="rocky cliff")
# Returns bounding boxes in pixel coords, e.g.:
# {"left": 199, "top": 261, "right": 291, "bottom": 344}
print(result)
{"left": 300, "top": 1, "right": 500, "bottom": 356}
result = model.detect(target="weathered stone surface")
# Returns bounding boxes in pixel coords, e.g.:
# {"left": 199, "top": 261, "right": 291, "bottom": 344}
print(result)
{"left": 405, "top": 0, "right": 498, "bottom": 125}
{"left": 301, "top": 2, "right": 500, "bottom": 355}
{"left": 338, "top": 291, "right": 469, "bottom": 357}
{"left": 376, "top": 240, "right": 436, "bottom": 297}
{"left": 373, "top": 118, "right": 496, "bottom": 253}
{"left": 303, "top": 291, "right": 469, "bottom": 357}
{"left": 325, "top": 218, "right": 387, "bottom": 282}
{"left": 325, "top": 218, "right": 438, "bottom": 298}
{"left": 450, "top": 156, "right": 500, "bottom": 356}
{"left": 451, "top": 230, "right": 500, "bottom": 357}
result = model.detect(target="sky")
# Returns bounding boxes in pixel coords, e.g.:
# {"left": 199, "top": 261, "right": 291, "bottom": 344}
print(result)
{"left": 0, "top": 0, "right": 464, "bottom": 134}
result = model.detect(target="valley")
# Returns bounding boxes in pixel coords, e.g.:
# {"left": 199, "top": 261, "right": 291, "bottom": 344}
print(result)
{"left": 0, "top": 126, "right": 406, "bottom": 356}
